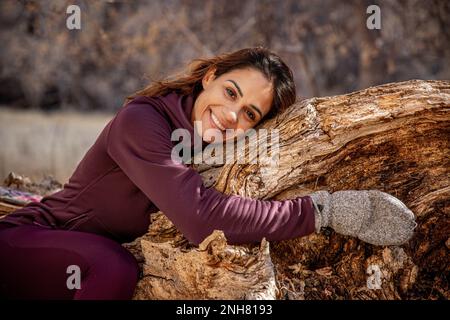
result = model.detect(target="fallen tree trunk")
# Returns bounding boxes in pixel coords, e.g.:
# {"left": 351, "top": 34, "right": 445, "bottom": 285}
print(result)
{"left": 128, "top": 79, "right": 449, "bottom": 300}
{"left": 2, "top": 79, "right": 448, "bottom": 299}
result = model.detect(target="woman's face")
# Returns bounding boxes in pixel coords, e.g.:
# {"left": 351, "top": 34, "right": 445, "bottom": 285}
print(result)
{"left": 191, "top": 67, "right": 274, "bottom": 143}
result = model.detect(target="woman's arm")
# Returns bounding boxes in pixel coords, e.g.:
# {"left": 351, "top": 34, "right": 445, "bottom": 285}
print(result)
{"left": 106, "top": 100, "right": 315, "bottom": 245}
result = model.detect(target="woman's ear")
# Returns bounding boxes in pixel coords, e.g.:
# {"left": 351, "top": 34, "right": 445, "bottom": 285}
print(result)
{"left": 202, "top": 67, "right": 217, "bottom": 89}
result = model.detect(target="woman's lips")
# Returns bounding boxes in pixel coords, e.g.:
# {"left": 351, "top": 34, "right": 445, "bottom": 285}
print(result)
{"left": 209, "top": 109, "right": 226, "bottom": 131}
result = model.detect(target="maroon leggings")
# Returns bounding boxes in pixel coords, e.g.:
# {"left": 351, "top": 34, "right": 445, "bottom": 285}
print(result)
{"left": 0, "top": 224, "right": 139, "bottom": 300}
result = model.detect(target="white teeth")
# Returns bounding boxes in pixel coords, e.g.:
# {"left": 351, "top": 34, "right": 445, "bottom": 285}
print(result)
{"left": 211, "top": 112, "right": 226, "bottom": 131}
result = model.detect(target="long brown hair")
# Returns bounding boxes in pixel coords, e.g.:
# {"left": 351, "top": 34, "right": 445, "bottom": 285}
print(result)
{"left": 127, "top": 46, "right": 296, "bottom": 120}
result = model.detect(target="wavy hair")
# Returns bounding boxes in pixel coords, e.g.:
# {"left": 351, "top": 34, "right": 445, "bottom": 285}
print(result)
{"left": 127, "top": 46, "right": 296, "bottom": 120}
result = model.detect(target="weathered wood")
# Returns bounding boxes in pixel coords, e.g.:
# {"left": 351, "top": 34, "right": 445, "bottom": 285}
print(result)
{"left": 0, "top": 201, "right": 22, "bottom": 217}
{"left": 131, "top": 224, "right": 277, "bottom": 300}
{"left": 130, "top": 80, "right": 449, "bottom": 300}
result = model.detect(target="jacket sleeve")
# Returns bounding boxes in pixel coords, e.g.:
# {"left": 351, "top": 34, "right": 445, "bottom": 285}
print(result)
{"left": 106, "top": 102, "right": 315, "bottom": 245}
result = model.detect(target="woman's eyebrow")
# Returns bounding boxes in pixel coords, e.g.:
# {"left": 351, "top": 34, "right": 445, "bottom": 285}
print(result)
{"left": 227, "top": 79, "right": 243, "bottom": 97}
{"left": 226, "top": 79, "right": 263, "bottom": 118}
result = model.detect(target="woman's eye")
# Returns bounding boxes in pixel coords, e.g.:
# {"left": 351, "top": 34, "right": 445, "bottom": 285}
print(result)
{"left": 226, "top": 88, "right": 236, "bottom": 99}
{"left": 246, "top": 109, "right": 256, "bottom": 121}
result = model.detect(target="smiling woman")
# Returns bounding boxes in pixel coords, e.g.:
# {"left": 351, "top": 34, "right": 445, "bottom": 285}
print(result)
{"left": 0, "top": 47, "right": 313, "bottom": 300}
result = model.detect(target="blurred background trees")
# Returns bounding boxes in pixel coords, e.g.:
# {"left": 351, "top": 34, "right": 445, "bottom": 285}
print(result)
{"left": 0, "top": 0, "right": 449, "bottom": 112}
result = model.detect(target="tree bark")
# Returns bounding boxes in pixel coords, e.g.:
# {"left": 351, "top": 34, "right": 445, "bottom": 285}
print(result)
{"left": 2, "top": 79, "right": 449, "bottom": 299}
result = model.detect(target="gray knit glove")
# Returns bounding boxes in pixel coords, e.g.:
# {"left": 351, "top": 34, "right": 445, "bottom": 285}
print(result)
{"left": 309, "top": 190, "right": 417, "bottom": 246}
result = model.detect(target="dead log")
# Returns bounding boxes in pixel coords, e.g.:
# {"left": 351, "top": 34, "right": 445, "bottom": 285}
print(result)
{"left": 2, "top": 79, "right": 448, "bottom": 299}
{"left": 128, "top": 79, "right": 449, "bottom": 300}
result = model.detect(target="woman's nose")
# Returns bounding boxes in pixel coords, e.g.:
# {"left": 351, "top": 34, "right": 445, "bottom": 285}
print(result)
{"left": 223, "top": 108, "right": 238, "bottom": 126}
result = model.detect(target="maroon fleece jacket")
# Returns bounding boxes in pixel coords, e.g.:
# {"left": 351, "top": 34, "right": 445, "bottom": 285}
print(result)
{"left": 0, "top": 92, "right": 315, "bottom": 244}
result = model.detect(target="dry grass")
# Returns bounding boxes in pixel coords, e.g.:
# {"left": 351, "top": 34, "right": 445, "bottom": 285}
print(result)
{"left": 0, "top": 107, "right": 113, "bottom": 183}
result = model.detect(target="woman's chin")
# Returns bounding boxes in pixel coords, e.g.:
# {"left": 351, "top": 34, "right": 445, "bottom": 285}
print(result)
{"left": 203, "top": 134, "right": 224, "bottom": 144}
{"left": 198, "top": 123, "right": 238, "bottom": 144}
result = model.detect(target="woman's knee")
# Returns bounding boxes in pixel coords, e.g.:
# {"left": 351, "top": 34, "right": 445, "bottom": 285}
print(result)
{"left": 75, "top": 240, "right": 139, "bottom": 299}
{"left": 104, "top": 248, "right": 139, "bottom": 281}
{"left": 88, "top": 237, "right": 138, "bottom": 276}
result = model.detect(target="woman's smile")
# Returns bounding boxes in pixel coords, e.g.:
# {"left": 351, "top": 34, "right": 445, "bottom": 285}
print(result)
{"left": 209, "top": 109, "right": 226, "bottom": 131}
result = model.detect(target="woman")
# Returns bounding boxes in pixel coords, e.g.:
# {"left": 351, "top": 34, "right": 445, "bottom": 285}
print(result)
{"left": 0, "top": 47, "right": 416, "bottom": 299}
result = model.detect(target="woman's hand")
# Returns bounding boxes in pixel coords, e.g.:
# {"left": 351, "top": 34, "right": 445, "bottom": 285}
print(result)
{"left": 309, "top": 190, "right": 417, "bottom": 246}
